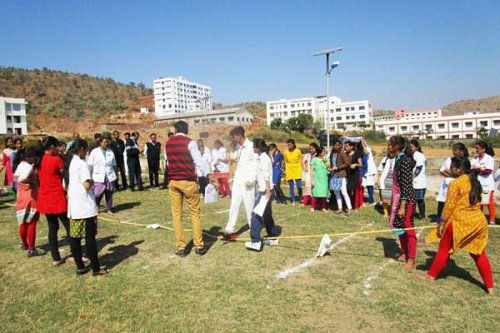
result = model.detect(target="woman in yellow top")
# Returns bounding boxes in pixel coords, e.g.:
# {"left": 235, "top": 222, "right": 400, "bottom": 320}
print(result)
{"left": 418, "top": 157, "right": 494, "bottom": 294}
{"left": 284, "top": 139, "right": 302, "bottom": 205}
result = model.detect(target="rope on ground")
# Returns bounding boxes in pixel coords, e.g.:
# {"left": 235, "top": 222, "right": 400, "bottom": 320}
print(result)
{"left": 3, "top": 202, "right": 499, "bottom": 242}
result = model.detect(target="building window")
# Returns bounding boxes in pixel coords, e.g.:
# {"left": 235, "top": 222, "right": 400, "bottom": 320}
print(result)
{"left": 359, "top": 105, "right": 365, "bottom": 110}
{"left": 389, "top": 127, "right": 395, "bottom": 132}
{"left": 466, "top": 134, "right": 474, "bottom": 139}
{"left": 480, "top": 121, "right": 488, "bottom": 127}
{"left": 493, "top": 120, "right": 500, "bottom": 127}
{"left": 438, "top": 136, "right": 446, "bottom": 139}
{"left": 307, "top": 103, "right": 311, "bottom": 106}
{"left": 401, "top": 126, "right": 408, "bottom": 131}
{"left": 336, "top": 116, "right": 342, "bottom": 120}
{"left": 465, "top": 121, "right": 473, "bottom": 128}
{"left": 438, "top": 123, "right": 445, "bottom": 129}
{"left": 451, "top": 134, "right": 460, "bottom": 139}
{"left": 228, "top": 116, "right": 234, "bottom": 121}
{"left": 412, "top": 125, "right": 419, "bottom": 131}
{"left": 335, "top": 108, "right": 341, "bottom": 112}
{"left": 291, "top": 104, "right": 295, "bottom": 107}
{"left": 425, "top": 124, "right": 433, "bottom": 130}
{"left": 360, "top": 115, "right": 365, "bottom": 119}
{"left": 12, "top": 104, "right": 21, "bottom": 111}
{"left": 270, "top": 106, "right": 274, "bottom": 110}
{"left": 451, "top": 122, "right": 459, "bottom": 129}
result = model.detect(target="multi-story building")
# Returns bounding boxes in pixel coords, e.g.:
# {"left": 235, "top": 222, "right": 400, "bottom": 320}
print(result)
{"left": 0, "top": 97, "right": 28, "bottom": 135}
{"left": 266, "top": 96, "right": 372, "bottom": 130}
{"left": 155, "top": 107, "right": 254, "bottom": 127}
{"left": 153, "top": 76, "right": 212, "bottom": 118}
{"left": 375, "top": 110, "right": 500, "bottom": 140}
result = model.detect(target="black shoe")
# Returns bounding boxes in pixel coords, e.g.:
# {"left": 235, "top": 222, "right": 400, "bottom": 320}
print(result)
{"left": 195, "top": 246, "right": 207, "bottom": 257}
{"left": 20, "top": 243, "right": 28, "bottom": 251}
{"left": 27, "top": 248, "right": 47, "bottom": 258}
{"left": 76, "top": 267, "right": 90, "bottom": 275}
{"left": 175, "top": 248, "right": 187, "bottom": 258}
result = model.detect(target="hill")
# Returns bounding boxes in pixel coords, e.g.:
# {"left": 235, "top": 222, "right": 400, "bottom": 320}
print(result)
{"left": 0, "top": 66, "right": 152, "bottom": 126}
{"left": 442, "top": 95, "right": 500, "bottom": 116}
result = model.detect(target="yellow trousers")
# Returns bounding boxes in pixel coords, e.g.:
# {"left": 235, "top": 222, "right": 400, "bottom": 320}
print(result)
{"left": 169, "top": 180, "right": 204, "bottom": 250}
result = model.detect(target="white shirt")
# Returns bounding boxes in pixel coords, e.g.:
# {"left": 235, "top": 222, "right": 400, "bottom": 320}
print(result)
{"left": 197, "top": 148, "right": 212, "bottom": 177}
{"left": 378, "top": 156, "right": 394, "bottom": 189}
{"left": 256, "top": 152, "right": 272, "bottom": 192}
{"left": 87, "top": 147, "right": 117, "bottom": 183}
{"left": 68, "top": 155, "right": 98, "bottom": 219}
{"left": 233, "top": 138, "right": 257, "bottom": 185}
{"left": 412, "top": 151, "right": 427, "bottom": 189}
{"left": 14, "top": 161, "right": 33, "bottom": 182}
{"left": 212, "top": 147, "right": 229, "bottom": 173}
{"left": 204, "top": 183, "right": 219, "bottom": 204}
{"left": 366, "top": 147, "right": 377, "bottom": 176}
{"left": 472, "top": 154, "right": 495, "bottom": 192}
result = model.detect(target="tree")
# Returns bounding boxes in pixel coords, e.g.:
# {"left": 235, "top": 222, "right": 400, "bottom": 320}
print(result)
{"left": 270, "top": 118, "right": 288, "bottom": 132}
{"left": 287, "top": 114, "right": 314, "bottom": 132}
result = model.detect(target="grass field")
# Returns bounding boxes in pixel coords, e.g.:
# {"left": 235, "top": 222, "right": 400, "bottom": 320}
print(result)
{"left": 1, "top": 187, "right": 499, "bottom": 333}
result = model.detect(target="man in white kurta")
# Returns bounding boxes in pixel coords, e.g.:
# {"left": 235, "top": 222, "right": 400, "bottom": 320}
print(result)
{"left": 224, "top": 126, "right": 257, "bottom": 237}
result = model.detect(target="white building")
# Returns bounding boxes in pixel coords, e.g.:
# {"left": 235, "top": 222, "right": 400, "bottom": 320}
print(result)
{"left": 375, "top": 111, "right": 500, "bottom": 140}
{"left": 153, "top": 76, "right": 212, "bottom": 118}
{"left": 0, "top": 97, "right": 28, "bottom": 135}
{"left": 155, "top": 107, "right": 254, "bottom": 127}
{"left": 266, "top": 96, "right": 372, "bottom": 130}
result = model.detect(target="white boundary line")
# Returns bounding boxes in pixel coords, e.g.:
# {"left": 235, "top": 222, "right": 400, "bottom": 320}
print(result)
{"left": 276, "top": 222, "right": 374, "bottom": 280}
{"left": 362, "top": 226, "right": 425, "bottom": 297}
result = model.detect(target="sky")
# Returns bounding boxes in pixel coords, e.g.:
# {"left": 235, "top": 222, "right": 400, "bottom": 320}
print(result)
{"left": 1, "top": 0, "right": 499, "bottom": 110}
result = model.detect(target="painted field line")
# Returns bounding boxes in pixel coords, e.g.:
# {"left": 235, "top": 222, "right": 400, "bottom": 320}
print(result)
{"left": 276, "top": 222, "right": 374, "bottom": 280}
{"left": 363, "top": 260, "right": 396, "bottom": 297}
{"left": 362, "top": 227, "right": 425, "bottom": 297}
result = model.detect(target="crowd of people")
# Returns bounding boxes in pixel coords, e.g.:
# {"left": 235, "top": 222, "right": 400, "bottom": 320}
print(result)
{"left": 0, "top": 127, "right": 496, "bottom": 292}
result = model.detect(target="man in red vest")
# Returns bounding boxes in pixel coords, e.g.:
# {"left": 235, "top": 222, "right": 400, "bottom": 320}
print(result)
{"left": 165, "top": 121, "right": 207, "bottom": 257}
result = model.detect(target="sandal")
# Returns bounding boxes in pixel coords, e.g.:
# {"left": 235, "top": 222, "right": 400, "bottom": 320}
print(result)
{"left": 92, "top": 266, "right": 110, "bottom": 276}
{"left": 53, "top": 259, "right": 65, "bottom": 267}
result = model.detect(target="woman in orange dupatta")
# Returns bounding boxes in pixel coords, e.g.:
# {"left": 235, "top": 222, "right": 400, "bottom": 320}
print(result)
{"left": 418, "top": 157, "right": 494, "bottom": 295}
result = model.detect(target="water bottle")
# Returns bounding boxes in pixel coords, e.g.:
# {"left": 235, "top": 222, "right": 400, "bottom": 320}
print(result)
{"left": 263, "top": 239, "right": 279, "bottom": 246}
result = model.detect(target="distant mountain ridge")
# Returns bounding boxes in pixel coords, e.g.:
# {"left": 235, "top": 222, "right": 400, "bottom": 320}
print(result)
{"left": 442, "top": 95, "right": 500, "bottom": 116}
{"left": 0, "top": 66, "right": 151, "bottom": 123}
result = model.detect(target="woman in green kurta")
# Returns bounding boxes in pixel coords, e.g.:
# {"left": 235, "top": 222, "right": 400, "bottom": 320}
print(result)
{"left": 310, "top": 146, "right": 330, "bottom": 212}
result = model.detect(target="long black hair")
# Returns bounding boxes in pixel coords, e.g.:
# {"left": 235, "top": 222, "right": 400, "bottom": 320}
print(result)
{"left": 452, "top": 142, "right": 469, "bottom": 159}
{"left": 64, "top": 138, "right": 89, "bottom": 174}
{"left": 450, "top": 157, "right": 482, "bottom": 205}
{"left": 475, "top": 140, "right": 495, "bottom": 157}
{"left": 253, "top": 138, "right": 268, "bottom": 154}
{"left": 410, "top": 139, "right": 423, "bottom": 153}
{"left": 12, "top": 148, "right": 37, "bottom": 173}
{"left": 389, "top": 136, "right": 412, "bottom": 157}
{"left": 35, "top": 136, "right": 59, "bottom": 169}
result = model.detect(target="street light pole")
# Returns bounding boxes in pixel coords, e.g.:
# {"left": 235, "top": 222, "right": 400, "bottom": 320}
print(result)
{"left": 313, "top": 47, "right": 342, "bottom": 152}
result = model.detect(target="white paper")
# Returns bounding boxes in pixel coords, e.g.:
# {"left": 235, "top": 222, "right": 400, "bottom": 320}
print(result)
{"left": 316, "top": 234, "right": 332, "bottom": 257}
{"left": 252, "top": 196, "right": 269, "bottom": 217}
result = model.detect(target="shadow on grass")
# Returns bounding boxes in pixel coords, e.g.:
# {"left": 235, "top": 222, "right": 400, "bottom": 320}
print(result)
{"left": 99, "top": 240, "right": 144, "bottom": 269}
{"left": 417, "top": 250, "right": 485, "bottom": 290}
{"left": 185, "top": 226, "right": 222, "bottom": 254}
{"left": 375, "top": 237, "right": 400, "bottom": 259}
{"left": 113, "top": 201, "right": 141, "bottom": 212}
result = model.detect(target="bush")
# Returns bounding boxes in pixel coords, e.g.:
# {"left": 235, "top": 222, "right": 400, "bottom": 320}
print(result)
{"left": 248, "top": 125, "right": 314, "bottom": 144}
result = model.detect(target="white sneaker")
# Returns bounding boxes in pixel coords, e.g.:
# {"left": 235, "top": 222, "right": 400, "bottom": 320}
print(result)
{"left": 245, "top": 241, "right": 262, "bottom": 251}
